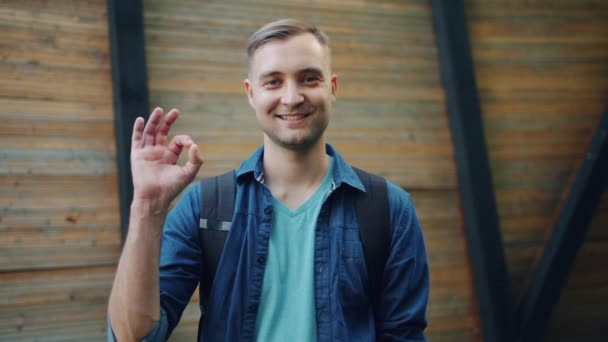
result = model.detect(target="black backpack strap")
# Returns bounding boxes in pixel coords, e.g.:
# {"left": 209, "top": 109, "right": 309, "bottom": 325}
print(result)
{"left": 353, "top": 167, "right": 391, "bottom": 322}
{"left": 198, "top": 170, "right": 236, "bottom": 309}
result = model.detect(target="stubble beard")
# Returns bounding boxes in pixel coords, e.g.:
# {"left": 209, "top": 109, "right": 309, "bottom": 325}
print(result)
{"left": 266, "top": 109, "right": 329, "bottom": 152}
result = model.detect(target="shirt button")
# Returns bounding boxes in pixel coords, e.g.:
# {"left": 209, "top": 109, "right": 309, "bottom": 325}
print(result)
{"left": 248, "top": 304, "right": 258, "bottom": 313}
{"left": 264, "top": 206, "right": 273, "bottom": 215}
{"left": 257, "top": 256, "right": 266, "bottom": 265}
{"left": 318, "top": 309, "right": 328, "bottom": 322}
{"left": 316, "top": 264, "right": 324, "bottom": 273}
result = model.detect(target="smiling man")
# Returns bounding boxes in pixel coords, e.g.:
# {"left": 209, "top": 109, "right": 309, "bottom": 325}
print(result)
{"left": 108, "top": 19, "right": 429, "bottom": 341}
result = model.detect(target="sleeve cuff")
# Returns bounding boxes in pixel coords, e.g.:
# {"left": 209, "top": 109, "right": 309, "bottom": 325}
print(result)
{"left": 107, "top": 308, "right": 169, "bottom": 342}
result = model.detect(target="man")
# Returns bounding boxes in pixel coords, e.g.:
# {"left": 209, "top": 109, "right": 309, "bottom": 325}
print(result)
{"left": 108, "top": 19, "right": 429, "bottom": 341}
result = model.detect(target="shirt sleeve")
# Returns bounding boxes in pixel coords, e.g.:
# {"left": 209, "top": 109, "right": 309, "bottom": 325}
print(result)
{"left": 107, "top": 309, "right": 169, "bottom": 342}
{"left": 378, "top": 181, "right": 430, "bottom": 341}
{"left": 158, "top": 183, "right": 203, "bottom": 337}
{"left": 106, "top": 184, "right": 202, "bottom": 341}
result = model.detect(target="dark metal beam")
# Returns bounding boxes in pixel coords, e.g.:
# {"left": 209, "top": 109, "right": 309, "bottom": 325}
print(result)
{"left": 430, "top": 1, "right": 515, "bottom": 341}
{"left": 107, "top": 0, "right": 150, "bottom": 241}
{"left": 518, "top": 109, "right": 608, "bottom": 342}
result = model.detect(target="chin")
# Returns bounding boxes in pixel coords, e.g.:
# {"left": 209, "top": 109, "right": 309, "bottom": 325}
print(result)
{"left": 274, "top": 135, "right": 322, "bottom": 151}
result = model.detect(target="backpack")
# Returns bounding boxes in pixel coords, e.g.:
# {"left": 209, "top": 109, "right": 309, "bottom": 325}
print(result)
{"left": 197, "top": 167, "right": 390, "bottom": 317}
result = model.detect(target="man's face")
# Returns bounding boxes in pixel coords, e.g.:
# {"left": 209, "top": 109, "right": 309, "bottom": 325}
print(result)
{"left": 244, "top": 33, "right": 337, "bottom": 151}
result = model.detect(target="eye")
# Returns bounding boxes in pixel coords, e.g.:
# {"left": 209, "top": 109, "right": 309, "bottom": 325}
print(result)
{"left": 263, "top": 79, "right": 280, "bottom": 88}
{"left": 303, "top": 75, "right": 321, "bottom": 84}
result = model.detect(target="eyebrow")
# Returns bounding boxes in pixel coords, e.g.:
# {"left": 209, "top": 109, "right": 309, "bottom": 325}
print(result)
{"left": 258, "top": 67, "right": 324, "bottom": 80}
{"left": 260, "top": 71, "right": 283, "bottom": 78}
{"left": 258, "top": 71, "right": 282, "bottom": 80}
{"left": 299, "top": 67, "right": 323, "bottom": 76}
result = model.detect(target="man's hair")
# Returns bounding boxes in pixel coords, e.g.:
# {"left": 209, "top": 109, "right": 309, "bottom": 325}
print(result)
{"left": 246, "top": 18, "right": 330, "bottom": 67}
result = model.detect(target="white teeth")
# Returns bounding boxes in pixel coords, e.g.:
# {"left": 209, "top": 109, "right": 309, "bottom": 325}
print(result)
{"left": 280, "top": 114, "right": 306, "bottom": 121}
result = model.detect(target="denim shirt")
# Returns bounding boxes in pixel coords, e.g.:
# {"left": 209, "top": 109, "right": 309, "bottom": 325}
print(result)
{"left": 109, "top": 144, "right": 429, "bottom": 341}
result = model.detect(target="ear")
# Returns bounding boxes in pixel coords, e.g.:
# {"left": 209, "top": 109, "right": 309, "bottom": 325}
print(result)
{"left": 244, "top": 79, "right": 254, "bottom": 108}
{"left": 330, "top": 74, "right": 338, "bottom": 103}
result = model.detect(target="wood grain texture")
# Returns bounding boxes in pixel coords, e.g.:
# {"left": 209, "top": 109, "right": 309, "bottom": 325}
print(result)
{"left": 0, "top": 1, "right": 120, "bottom": 340}
{"left": 465, "top": 0, "right": 608, "bottom": 340}
{"left": 0, "top": 266, "right": 115, "bottom": 340}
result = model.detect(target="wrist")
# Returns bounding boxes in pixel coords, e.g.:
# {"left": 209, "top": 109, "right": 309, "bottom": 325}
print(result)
{"left": 131, "top": 195, "right": 169, "bottom": 212}
{"left": 129, "top": 199, "right": 169, "bottom": 222}
{"left": 127, "top": 199, "right": 168, "bottom": 241}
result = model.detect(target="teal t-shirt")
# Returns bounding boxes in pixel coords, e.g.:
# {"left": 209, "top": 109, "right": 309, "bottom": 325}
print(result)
{"left": 255, "top": 157, "right": 334, "bottom": 342}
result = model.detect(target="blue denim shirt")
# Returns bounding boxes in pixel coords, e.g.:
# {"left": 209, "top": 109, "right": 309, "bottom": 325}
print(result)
{"left": 109, "top": 144, "right": 429, "bottom": 341}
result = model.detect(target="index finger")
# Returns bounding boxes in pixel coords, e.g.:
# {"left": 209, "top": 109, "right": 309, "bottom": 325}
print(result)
{"left": 131, "top": 117, "right": 145, "bottom": 149}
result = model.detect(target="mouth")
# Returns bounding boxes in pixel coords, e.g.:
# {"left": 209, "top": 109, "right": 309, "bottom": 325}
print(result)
{"left": 276, "top": 113, "right": 312, "bottom": 121}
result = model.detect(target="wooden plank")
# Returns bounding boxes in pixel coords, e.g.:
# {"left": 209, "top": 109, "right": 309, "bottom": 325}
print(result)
{"left": 0, "top": 266, "right": 115, "bottom": 340}
{"left": 1, "top": 207, "right": 119, "bottom": 232}
{"left": 1, "top": 98, "right": 115, "bottom": 120}
{"left": 1, "top": 117, "right": 114, "bottom": 139}
{"left": 1, "top": 245, "right": 120, "bottom": 271}
{"left": 0, "top": 149, "right": 116, "bottom": 176}
{"left": 0, "top": 64, "right": 112, "bottom": 103}
{"left": 0, "top": 266, "right": 115, "bottom": 307}
{"left": 1, "top": 42, "right": 109, "bottom": 71}
{"left": 0, "top": 9, "right": 109, "bottom": 34}
{"left": 1, "top": 26, "right": 109, "bottom": 53}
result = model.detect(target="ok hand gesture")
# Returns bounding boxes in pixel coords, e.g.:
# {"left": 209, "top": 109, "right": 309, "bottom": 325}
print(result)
{"left": 130, "top": 107, "right": 204, "bottom": 209}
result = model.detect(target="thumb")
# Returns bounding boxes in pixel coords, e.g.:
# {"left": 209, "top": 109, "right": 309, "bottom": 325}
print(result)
{"left": 183, "top": 143, "right": 204, "bottom": 179}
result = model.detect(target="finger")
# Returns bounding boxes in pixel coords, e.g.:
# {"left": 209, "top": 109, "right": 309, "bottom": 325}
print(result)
{"left": 167, "top": 135, "right": 194, "bottom": 157}
{"left": 142, "top": 107, "right": 164, "bottom": 146}
{"left": 131, "top": 117, "right": 145, "bottom": 149}
{"left": 183, "top": 144, "right": 204, "bottom": 180}
{"left": 156, "top": 108, "right": 180, "bottom": 146}
{"left": 188, "top": 143, "right": 204, "bottom": 167}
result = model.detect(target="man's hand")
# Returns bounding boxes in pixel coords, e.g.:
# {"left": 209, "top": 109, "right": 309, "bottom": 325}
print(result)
{"left": 130, "top": 107, "right": 204, "bottom": 209}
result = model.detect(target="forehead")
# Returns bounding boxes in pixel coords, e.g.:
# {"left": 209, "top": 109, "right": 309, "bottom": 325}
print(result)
{"left": 249, "top": 33, "right": 331, "bottom": 78}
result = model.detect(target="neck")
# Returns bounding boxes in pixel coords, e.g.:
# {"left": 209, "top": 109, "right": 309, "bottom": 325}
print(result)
{"left": 263, "top": 137, "right": 328, "bottom": 185}
{"left": 262, "top": 137, "right": 329, "bottom": 208}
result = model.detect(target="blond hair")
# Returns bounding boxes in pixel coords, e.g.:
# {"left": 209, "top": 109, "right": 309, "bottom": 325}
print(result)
{"left": 246, "top": 18, "right": 330, "bottom": 67}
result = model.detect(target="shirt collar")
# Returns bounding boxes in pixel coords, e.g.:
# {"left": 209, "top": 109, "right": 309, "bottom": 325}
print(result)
{"left": 235, "top": 143, "right": 366, "bottom": 193}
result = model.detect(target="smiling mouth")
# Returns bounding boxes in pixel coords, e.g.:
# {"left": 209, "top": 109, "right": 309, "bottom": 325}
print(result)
{"left": 276, "top": 113, "right": 311, "bottom": 121}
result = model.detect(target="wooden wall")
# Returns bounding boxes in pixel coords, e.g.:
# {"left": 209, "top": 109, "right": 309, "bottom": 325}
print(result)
{"left": 465, "top": 1, "right": 608, "bottom": 340}
{"left": 0, "top": 0, "right": 605, "bottom": 341}
{"left": 0, "top": 0, "right": 120, "bottom": 339}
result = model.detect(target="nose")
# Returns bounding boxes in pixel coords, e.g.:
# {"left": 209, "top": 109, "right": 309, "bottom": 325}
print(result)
{"left": 280, "top": 80, "right": 304, "bottom": 107}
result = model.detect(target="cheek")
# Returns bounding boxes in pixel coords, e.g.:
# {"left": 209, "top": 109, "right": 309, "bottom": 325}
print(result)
{"left": 312, "top": 91, "right": 333, "bottom": 109}
{"left": 253, "top": 92, "right": 278, "bottom": 113}
{"left": 310, "top": 85, "right": 332, "bottom": 101}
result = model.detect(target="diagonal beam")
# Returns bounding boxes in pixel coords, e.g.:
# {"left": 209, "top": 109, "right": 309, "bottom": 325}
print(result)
{"left": 430, "top": 1, "right": 515, "bottom": 341}
{"left": 107, "top": 0, "right": 150, "bottom": 241}
{"left": 517, "top": 109, "right": 608, "bottom": 342}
